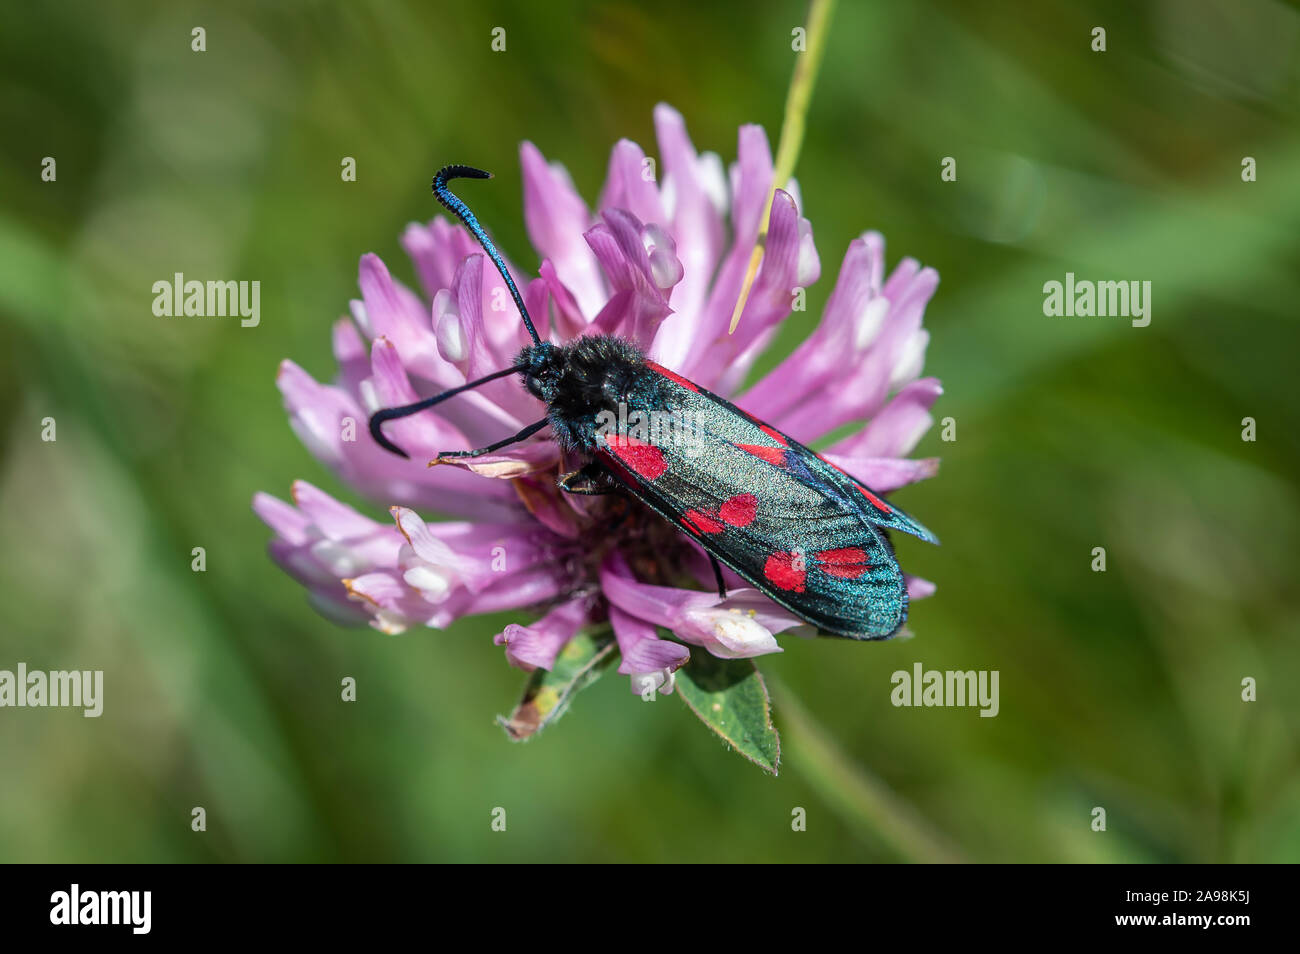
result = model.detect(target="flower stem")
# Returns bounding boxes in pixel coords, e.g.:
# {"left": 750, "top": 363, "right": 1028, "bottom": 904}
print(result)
{"left": 771, "top": 676, "right": 966, "bottom": 863}
{"left": 729, "top": 0, "right": 837, "bottom": 334}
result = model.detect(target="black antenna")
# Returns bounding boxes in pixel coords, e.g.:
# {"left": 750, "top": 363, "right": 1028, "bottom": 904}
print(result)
{"left": 432, "top": 165, "right": 541, "bottom": 346}
{"left": 368, "top": 363, "right": 527, "bottom": 458}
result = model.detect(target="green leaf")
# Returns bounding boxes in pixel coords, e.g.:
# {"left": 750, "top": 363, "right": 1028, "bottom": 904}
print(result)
{"left": 676, "top": 652, "right": 781, "bottom": 775}
{"left": 497, "top": 625, "right": 618, "bottom": 741}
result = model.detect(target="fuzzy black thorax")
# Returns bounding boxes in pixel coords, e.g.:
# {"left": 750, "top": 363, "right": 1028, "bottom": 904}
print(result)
{"left": 518, "top": 336, "right": 668, "bottom": 452}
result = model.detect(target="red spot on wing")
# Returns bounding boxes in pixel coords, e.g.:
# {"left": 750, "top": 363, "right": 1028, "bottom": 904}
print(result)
{"left": 856, "top": 484, "right": 892, "bottom": 515}
{"left": 646, "top": 360, "right": 700, "bottom": 393}
{"left": 763, "top": 551, "right": 807, "bottom": 592}
{"left": 738, "top": 444, "right": 787, "bottom": 467}
{"left": 682, "top": 510, "right": 723, "bottom": 534}
{"left": 718, "top": 493, "right": 757, "bottom": 527}
{"left": 683, "top": 494, "right": 756, "bottom": 534}
{"left": 816, "top": 547, "right": 870, "bottom": 580}
{"left": 605, "top": 434, "right": 667, "bottom": 480}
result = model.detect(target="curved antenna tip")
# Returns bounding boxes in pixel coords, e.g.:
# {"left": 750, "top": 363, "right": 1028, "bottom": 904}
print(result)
{"left": 368, "top": 412, "right": 411, "bottom": 459}
{"left": 428, "top": 165, "right": 540, "bottom": 346}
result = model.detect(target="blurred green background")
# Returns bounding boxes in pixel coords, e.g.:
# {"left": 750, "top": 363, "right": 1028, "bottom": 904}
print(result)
{"left": 1, "top": 0, "right": 1298, "bottom": 862}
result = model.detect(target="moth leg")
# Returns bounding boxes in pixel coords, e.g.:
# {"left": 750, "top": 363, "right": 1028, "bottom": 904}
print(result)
{"left": 436, "top": 418, "right": 549, "bottom": 461}
{"left": 708, "top": 554, "right": 728, "bottom": 599}
{"left": 557, "top": 461, "right": 620, "bottom": 496}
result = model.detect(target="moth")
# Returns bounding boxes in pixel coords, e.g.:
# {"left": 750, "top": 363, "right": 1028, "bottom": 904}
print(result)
{"left": 370, "top": 165, "right": 938, "bottom": 639}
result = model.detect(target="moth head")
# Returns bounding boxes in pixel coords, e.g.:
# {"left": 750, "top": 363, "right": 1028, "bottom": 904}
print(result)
{"left": 520, "top": 341, "right": 564, "bottom": 402}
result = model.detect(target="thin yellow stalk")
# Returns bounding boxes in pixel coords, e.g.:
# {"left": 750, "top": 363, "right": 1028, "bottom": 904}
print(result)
{"left": 728, "top": 0, "right": 837, "bottom": 334}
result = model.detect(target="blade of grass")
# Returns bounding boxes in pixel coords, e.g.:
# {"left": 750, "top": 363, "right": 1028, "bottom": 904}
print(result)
{"left": 772, "top": 675, "right": 965, "bottom": 862}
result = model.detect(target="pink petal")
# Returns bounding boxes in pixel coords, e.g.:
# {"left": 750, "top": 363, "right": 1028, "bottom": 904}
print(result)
{"left": 712, "top": 190, "right": 817, "bottom": 391}
{"left": 252, "top": 491, "right": 311, "bottom": 545}
{"left": 767, "top": 268, "right": 940, "bottom": 442}
{"left": 367, "top": 339, "right": 528, "bottom": 509}
{"left": 366, "top": 337, "right": 473, "bottom": 462}
{"left": 647, "top": 104, "right": 726, "bottom": 367}
{"left": 598, "top": 139, "right": 665, "bottom": 228}
{"left": 279, "top": 357, "right": 515, "bottom": 520}
{"left": 268, "top": 538, "right": 335, "bottom": 587}
{"left": 450, "top": 256, "right": 543, "bottom": 422}
{"left": 476, "top": 247, "right": 538, "bottom": 360}
{"left": 523, "top": 276, "right": 551, "bottom": 343}
{"left": 539, "top": 259, "right": 588, "bottom": 340}
{"left": 401, "top": 217, "right": 480, "bottom": 302}
{"left": 431, "top": 564, "right": 568, "bottom": 627}
{"left": 730, "top": 124, "right": 776, "bottom": 243}
{"left": 451, "top": 253, "right": 496, "bottom": 380}
{"left": 291, "top": 479, "right": 380, "bottom": 540}
{"left": 740, "top": 235, "right": 885, "bottom": 421}
{"left": 703, "top": 588, "right": 809, "bottom": 640}
{"left": 611, "top": 602, "right": 690, "bottom": 694}
{"left": 683, "top": 123, "right": 775, "bottom": 383}
{"left": 391, "top": 506, "right": 459, "bottom": 565}
{"left": 599, "top": 551, "right": 794, "bottom": 659}
{"left": 731, "top": 189, "right": 803, "bottom": 336}
{"left": 431, "top": 439, "right": 560, "bottom": 478}
{"left": 906, "top": 575, "right": 936, "bottom": 600}
{"left": 831, "top": 377, "right": 943, "bottom": 459}
{"left": 358, "top": 254, "right": 455, "bottom": 385}
{"left": 584, "top": 210, "right": 673, "bottom": 348}
{"left": 332, "top": 317, "right": 371, "bottom": 396}
{"left": 599, "top": 550, "right": 709, "bottom": 627}
{"left": 612, "top": 606, "right": 687, "bottom": 672}
{"left": 307, "top": 589, "right": 372, "bottom": 626}
{"left": 277, "top": 359, "right": 358, "bottom": 467}
{"left": 816, "top": 455, "right": 940, "bottom": 493}
{"left": 343, "top": 570, "right": 436, "bottom": 633}
{"left": 520, "top": 141, "right": 606, "bottom": 320}
{"left": 494, "top": 598, "right": 591, "bottom": 671}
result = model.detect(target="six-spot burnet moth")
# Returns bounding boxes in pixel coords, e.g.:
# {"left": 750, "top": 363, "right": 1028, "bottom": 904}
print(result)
{"left": 369, "top": 164, "right": 938, "bottom": 640}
